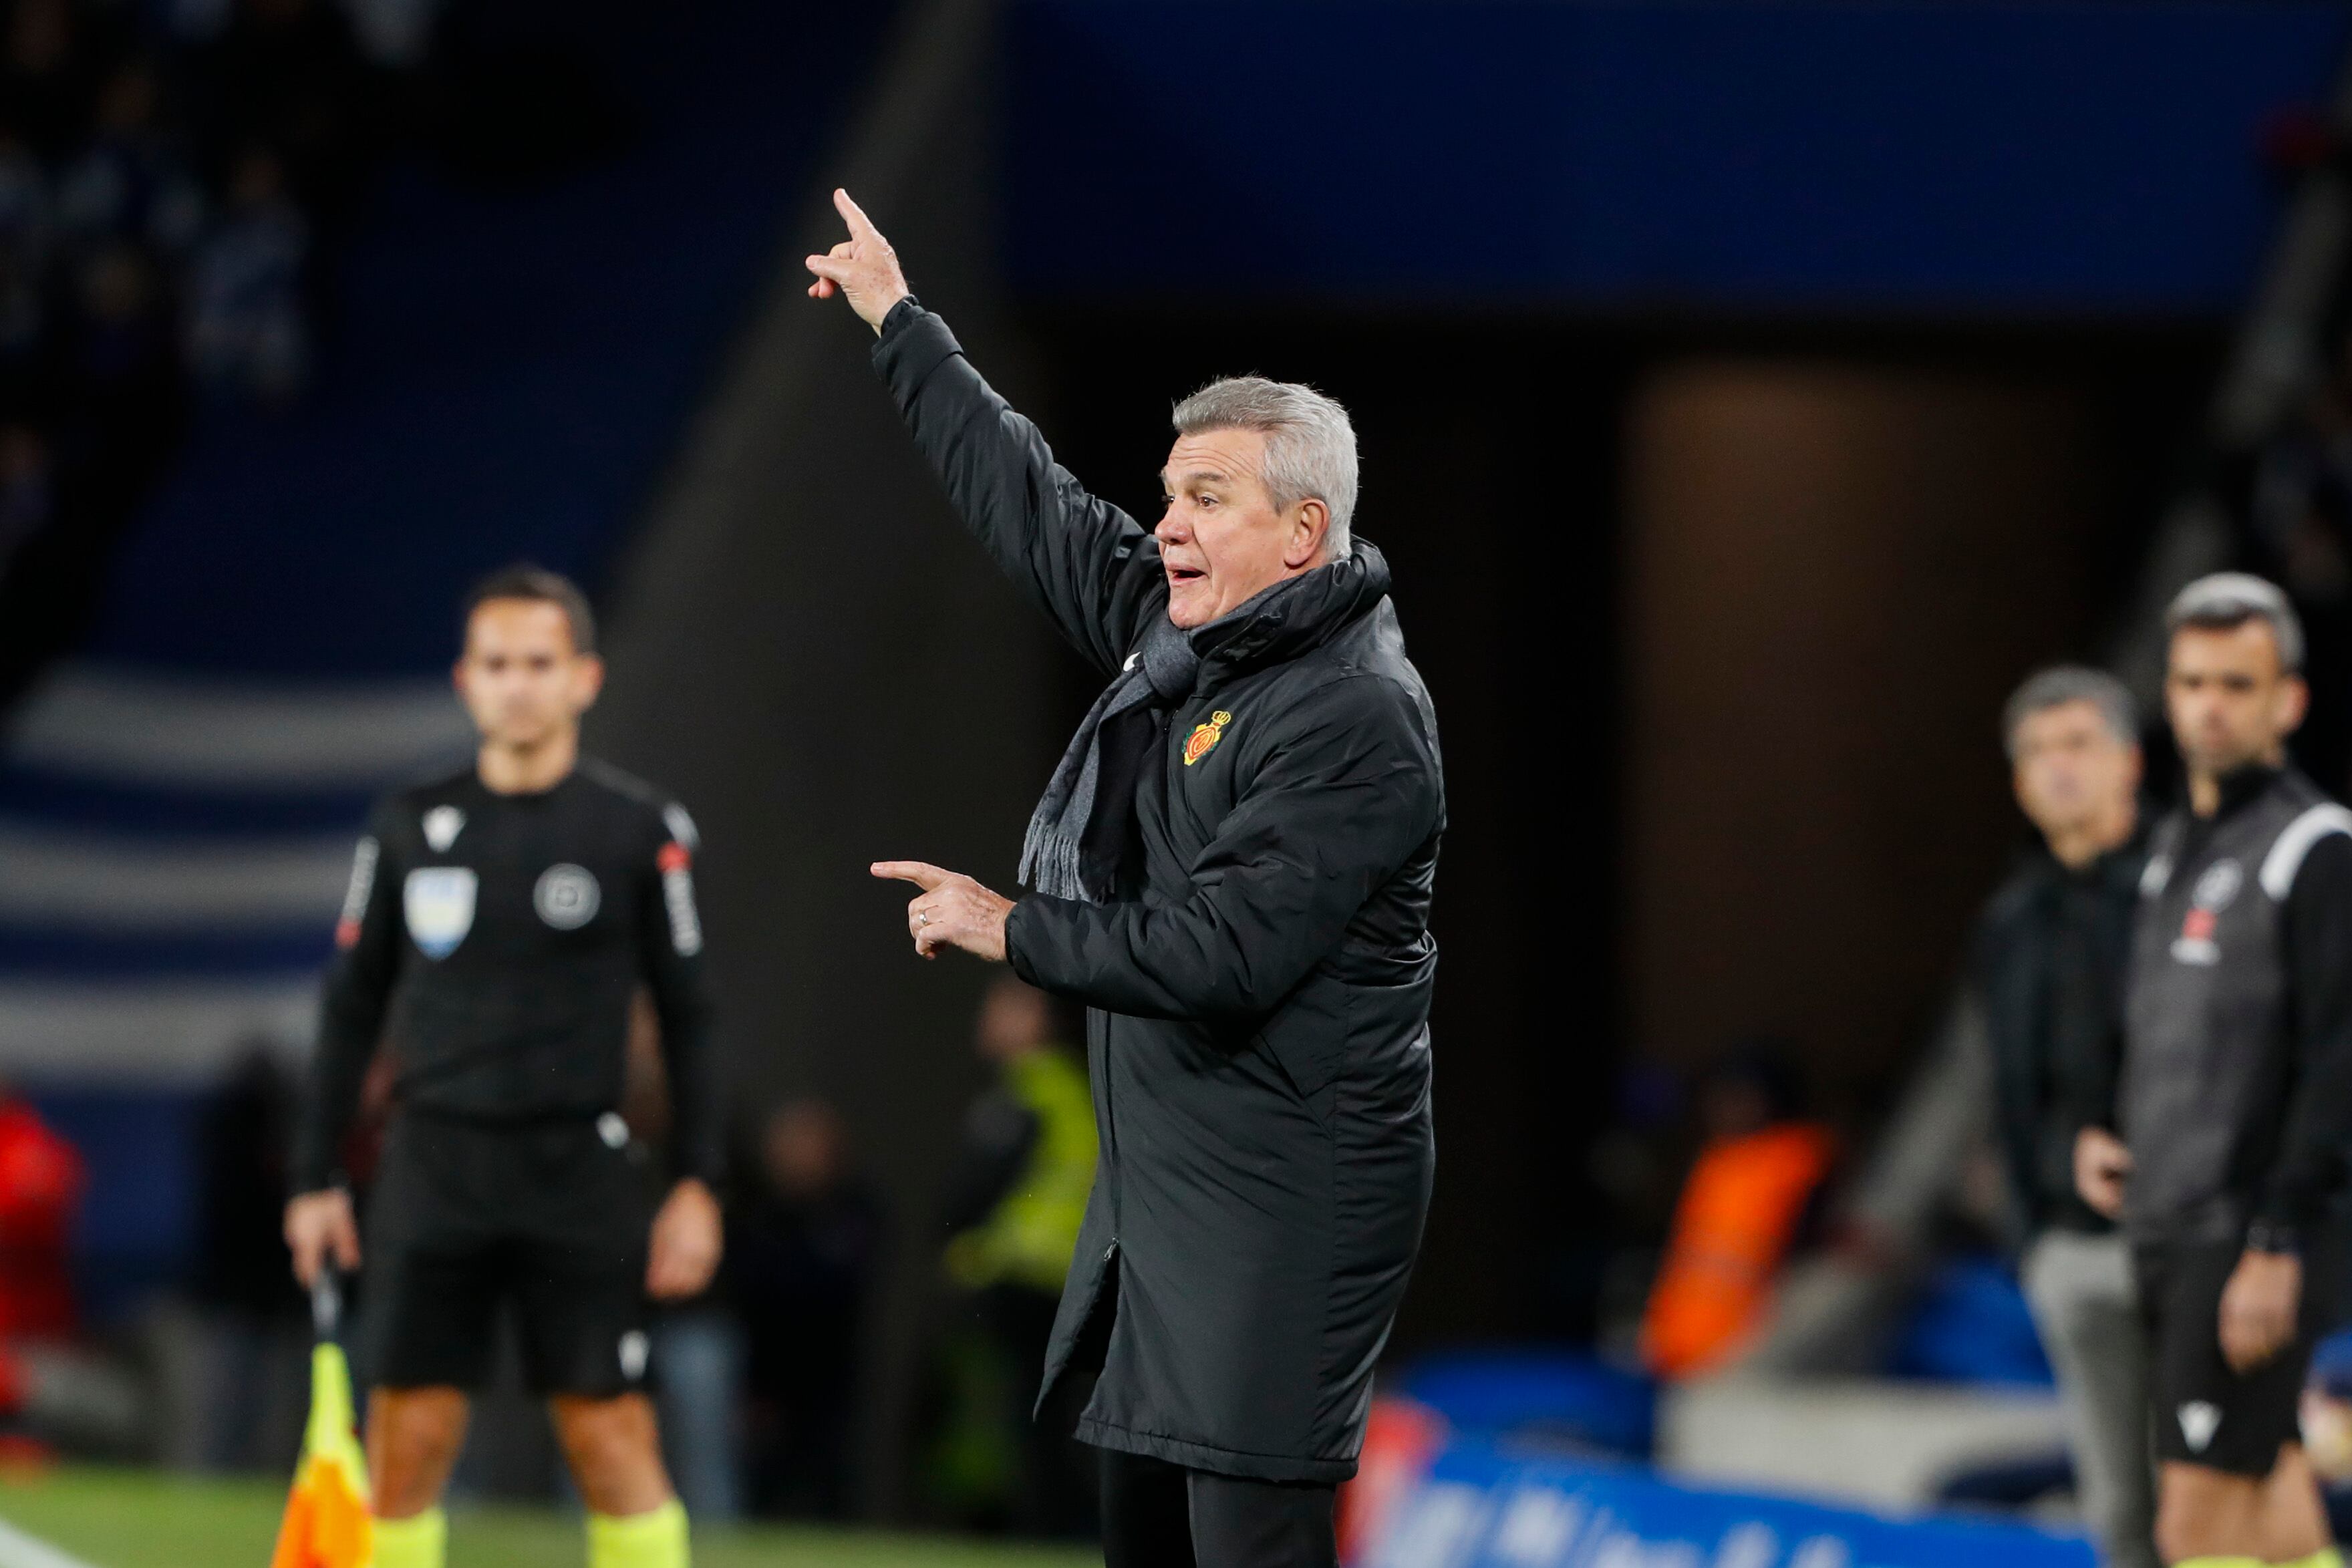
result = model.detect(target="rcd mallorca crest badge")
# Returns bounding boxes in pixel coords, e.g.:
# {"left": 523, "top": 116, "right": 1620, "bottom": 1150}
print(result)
{"left": 1182, "top": 710, "right": 1233, "bottom": 767}
{"left": 404, "top": 867, "right": 478, "bottom": 959}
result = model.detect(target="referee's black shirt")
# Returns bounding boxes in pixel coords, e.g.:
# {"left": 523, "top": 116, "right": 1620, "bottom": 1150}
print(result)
{"left": 291, "top": 756, "right": 719, "bottom": 1194}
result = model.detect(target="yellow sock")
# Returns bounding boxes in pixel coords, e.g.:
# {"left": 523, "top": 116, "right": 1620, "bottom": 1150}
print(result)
{"left": 587, "top": 1499, "right": 689, "bottom": 1568}
{"left": 372, "top": 1507, "right": 447, "bottom": 1568}
{"left": 2169, "top": 1559, "right": 2262, "bottom": 1567}
{"left": 2268, "top": 1551, "right": 2346, "bottom": 1568}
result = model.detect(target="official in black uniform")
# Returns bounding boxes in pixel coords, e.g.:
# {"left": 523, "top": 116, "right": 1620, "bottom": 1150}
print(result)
{"left": 285, "top": 567, "right": 720, "bottom": 1568}
{"left": 2079, "top": 573, "right": 2352, "bottom": 1568}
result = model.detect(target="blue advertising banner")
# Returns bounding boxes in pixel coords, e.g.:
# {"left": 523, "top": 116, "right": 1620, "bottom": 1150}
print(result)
{"left": 1365, "top": 1439, "right": 2094, "bottom": 1568}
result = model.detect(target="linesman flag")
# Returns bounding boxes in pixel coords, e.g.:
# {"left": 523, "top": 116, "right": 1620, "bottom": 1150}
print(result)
{"left": 271, "top": 1273, "right": 374, "bottom": 1568}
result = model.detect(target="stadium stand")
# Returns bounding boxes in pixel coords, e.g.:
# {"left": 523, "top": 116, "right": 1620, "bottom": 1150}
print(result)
{"left": 0, "top": 0, "right": 888, "bottom": 1321}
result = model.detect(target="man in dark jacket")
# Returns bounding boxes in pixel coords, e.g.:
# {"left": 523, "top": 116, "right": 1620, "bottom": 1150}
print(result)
{"left": 2081, "top": 574, "right": 2352, "bottom": 1568}
{"left": 808, "top": 190, "right": 1443, "bottom": 1568}
{"left": 1975, "top": 666, "right": 2154, "bottom": 1568}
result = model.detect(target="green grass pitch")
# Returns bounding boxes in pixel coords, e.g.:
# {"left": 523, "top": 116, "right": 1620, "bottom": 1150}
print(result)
{"left": 0, "top": 1467, "right": 1098, "bottom": 1567}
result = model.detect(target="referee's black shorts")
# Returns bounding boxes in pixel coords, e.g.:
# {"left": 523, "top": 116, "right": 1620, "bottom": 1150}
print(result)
{"left": 2136, "top": 1236, "right": 2341, "bottom": 1476}
{"left": 361, "top": 1110, "right": 653, "bottom": 1398}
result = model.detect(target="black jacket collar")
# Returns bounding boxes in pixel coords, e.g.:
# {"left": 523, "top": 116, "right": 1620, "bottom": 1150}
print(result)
{"left": 2007, "top": 816, "right": 2147, "bottom": 910}
{"left": 2206, "top": 762, "right": 2287, "bottom": 822}
{"left": 1187, "top": 542, "right": 1393, "bottom": 685}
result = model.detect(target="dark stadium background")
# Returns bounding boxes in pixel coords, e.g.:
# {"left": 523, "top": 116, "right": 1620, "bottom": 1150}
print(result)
{"left": 2, "top": 0, "right": 2349, "bottom": 1551}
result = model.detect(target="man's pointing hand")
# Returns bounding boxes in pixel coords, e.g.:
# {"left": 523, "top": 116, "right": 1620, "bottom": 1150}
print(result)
{"left": 874, "top": 860, "right": 1014, "bottom": 962}
{"left": 806, "top": 188, "right": 910, "bottom": 333}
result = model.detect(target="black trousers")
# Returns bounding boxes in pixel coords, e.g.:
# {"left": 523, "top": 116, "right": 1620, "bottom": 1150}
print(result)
{"left": 1098, "top": 1448, "right": 1338, "bottom": 1568}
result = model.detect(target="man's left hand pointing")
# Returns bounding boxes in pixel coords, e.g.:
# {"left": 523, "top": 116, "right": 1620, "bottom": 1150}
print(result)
{"left": 874, "top": 860, "right": 1014, "bottom": 962}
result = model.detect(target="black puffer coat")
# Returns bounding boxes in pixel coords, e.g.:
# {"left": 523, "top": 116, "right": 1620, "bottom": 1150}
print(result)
{"left": 875, "top": 303, "right": 1444, "bottom": 1482}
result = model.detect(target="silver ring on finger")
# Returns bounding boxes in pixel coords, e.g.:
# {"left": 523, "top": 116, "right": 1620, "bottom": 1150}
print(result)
{"left": 917, "top": 912, "right": 931, "bottom": 927}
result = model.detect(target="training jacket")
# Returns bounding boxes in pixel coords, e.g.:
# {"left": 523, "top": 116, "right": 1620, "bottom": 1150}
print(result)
{"left": 874, "top": 299, "right": 1444, "bottom": 1483}
{"left": 2122, "top": 765, "right": 2352, "bottom": 1249}
{"left": 292, "top": 758, "right": 720, "bottom": 1194}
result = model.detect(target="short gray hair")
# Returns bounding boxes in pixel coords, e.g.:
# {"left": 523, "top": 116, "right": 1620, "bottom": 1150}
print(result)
{"left": 2165, "top": 571, "right": 2305, "bottom": 672}
{"left": 1171, "top": 377, "right": 1358, "bottom": 559}
{"left": 2003, "top": 665, "right": 2138, "bottom": 760}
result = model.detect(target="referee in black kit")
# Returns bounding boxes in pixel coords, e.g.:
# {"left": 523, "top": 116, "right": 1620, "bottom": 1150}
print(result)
{"left": 284, "top": 567, "right": 720, "bottom": 1568}
{"left": 2079, "top": 573, "right": 2352, "bottom": 1568}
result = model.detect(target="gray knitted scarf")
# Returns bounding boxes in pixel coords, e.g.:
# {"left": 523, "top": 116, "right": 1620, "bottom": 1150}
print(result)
{"left": 1019, "top": 611, "right": 1199, "bottom": 903}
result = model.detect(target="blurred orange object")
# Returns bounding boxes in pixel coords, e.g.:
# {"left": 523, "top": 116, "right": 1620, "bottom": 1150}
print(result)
{"left": 1640, "top": 1122, "right": 1838, "bottom": 1380}
{"left": 270, "top": 1342, "right": 374, "bottom": 1568}
{"left": 1336, "top": 1396, "right": 1447, "bottom": 1563}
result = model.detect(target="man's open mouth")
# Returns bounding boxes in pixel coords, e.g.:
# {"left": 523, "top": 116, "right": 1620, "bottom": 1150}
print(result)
{"left": 1169, "top": 566, "right": 1205, "bottom": 585}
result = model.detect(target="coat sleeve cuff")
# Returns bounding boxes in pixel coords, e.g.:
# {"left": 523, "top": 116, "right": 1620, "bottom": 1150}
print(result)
{"left": 2246, "top": 1216, "right": 2304, "bottom": 1255}
{"left": 289, "top": 1162, "right": 343, "bottom": 1199}
{"left": 1004, "top": 895, "right": 1043, "bottom": 986}
{"left": 1003, "top": 895, "right": 1072, "bottom": 992}
{"left": 2252, "top": 1185, "right": 2319, "bottom": 1239}
{"left": 871, "top": 297, "right": 963, "bottom": 401}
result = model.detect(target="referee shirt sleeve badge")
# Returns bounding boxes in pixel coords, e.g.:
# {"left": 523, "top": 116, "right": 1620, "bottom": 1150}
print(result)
{"left": 659, "top": 841, "right": 703, "bottom": 957}
{"left": 404, "top": 867, "right": 477, "bottom": 960}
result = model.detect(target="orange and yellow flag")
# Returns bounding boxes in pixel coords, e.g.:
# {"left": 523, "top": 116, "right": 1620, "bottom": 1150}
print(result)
{"left": 269, "top": 1339, "right": 374, "bottom": 1568}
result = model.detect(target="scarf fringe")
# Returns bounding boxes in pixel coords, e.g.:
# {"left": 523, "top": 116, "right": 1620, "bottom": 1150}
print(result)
{"left": 1019, "top": 828, "right": 1086, "bottom": 902}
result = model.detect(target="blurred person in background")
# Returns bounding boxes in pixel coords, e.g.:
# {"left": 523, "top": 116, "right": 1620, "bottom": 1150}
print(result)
{"left": 58, "top": 239, "right": 179, "bottom": 483}
{"left": 0, "top": 130, "right": 49, "bottom": 402}
{"left": 927, "top": 976, "right": 1096, "bottom": 1536}
{"left": 0, "top": 1076, "right": 82, "bottom": 1374}
{"left": 1, "top": 0, "right": 95, "bottom": 161}
{"left": 1979, "top": 666, "right": 2155, "bottom": 1568}
{"left": 727, "top": 1097, "right": 883, "bottom": 1521}
{"left": 619, "top": 1003, "right": 738, "bottom": 1525}
{"left": 0, "top": 423, "right": 51, "bottom": 579}
{"left": 285, "top": 566, "right": 722, "bottom": 1568}
{"left": 1638, "top": 1043, "right": 1836, "bottom": 1381}
{"left": 186, "top": 1042, "right": 307, "bottom": 1471}
{"left": 2082, "top": 573, "right": 2352, "bottom": 1568}
{"left": 0, "top": 1076, "right": 86, "bottom": 1458}
{"left": 815, "top": 187, "right": 1443, "bottom": 1568}
{"left": 196, "top": 0, "right": 376, "bottom": 223}
{"left": 184, "top": 144, "right": 308, "bottom": 403}
{"left": 53, "top": 59, "right": 206, "bottom": 269}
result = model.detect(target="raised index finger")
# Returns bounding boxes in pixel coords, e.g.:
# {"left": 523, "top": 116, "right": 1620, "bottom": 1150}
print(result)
{"left": 834, "top": 187, "right": 881, "bottom": 243}
{"left": 871, "top": 860, "right": 947, "bottom": 890}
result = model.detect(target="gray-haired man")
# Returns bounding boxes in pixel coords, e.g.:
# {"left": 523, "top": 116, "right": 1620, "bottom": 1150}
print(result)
{"left": 1975, "top": 667, "right": 2155, "bottom": 1568}
{"left": 808, "top": 192, "right": 1444, "bottom": 1568}
{"left": 2079, "top": 573, "right": 2352, "bottom": 1568}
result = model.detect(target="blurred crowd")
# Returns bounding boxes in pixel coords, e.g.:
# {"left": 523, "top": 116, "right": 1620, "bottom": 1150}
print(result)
{"left": 0, "top": 0, "right": 393, "bottom": 699}
{"left": 0, "top": 0, "right": 645, "bottom": 705}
